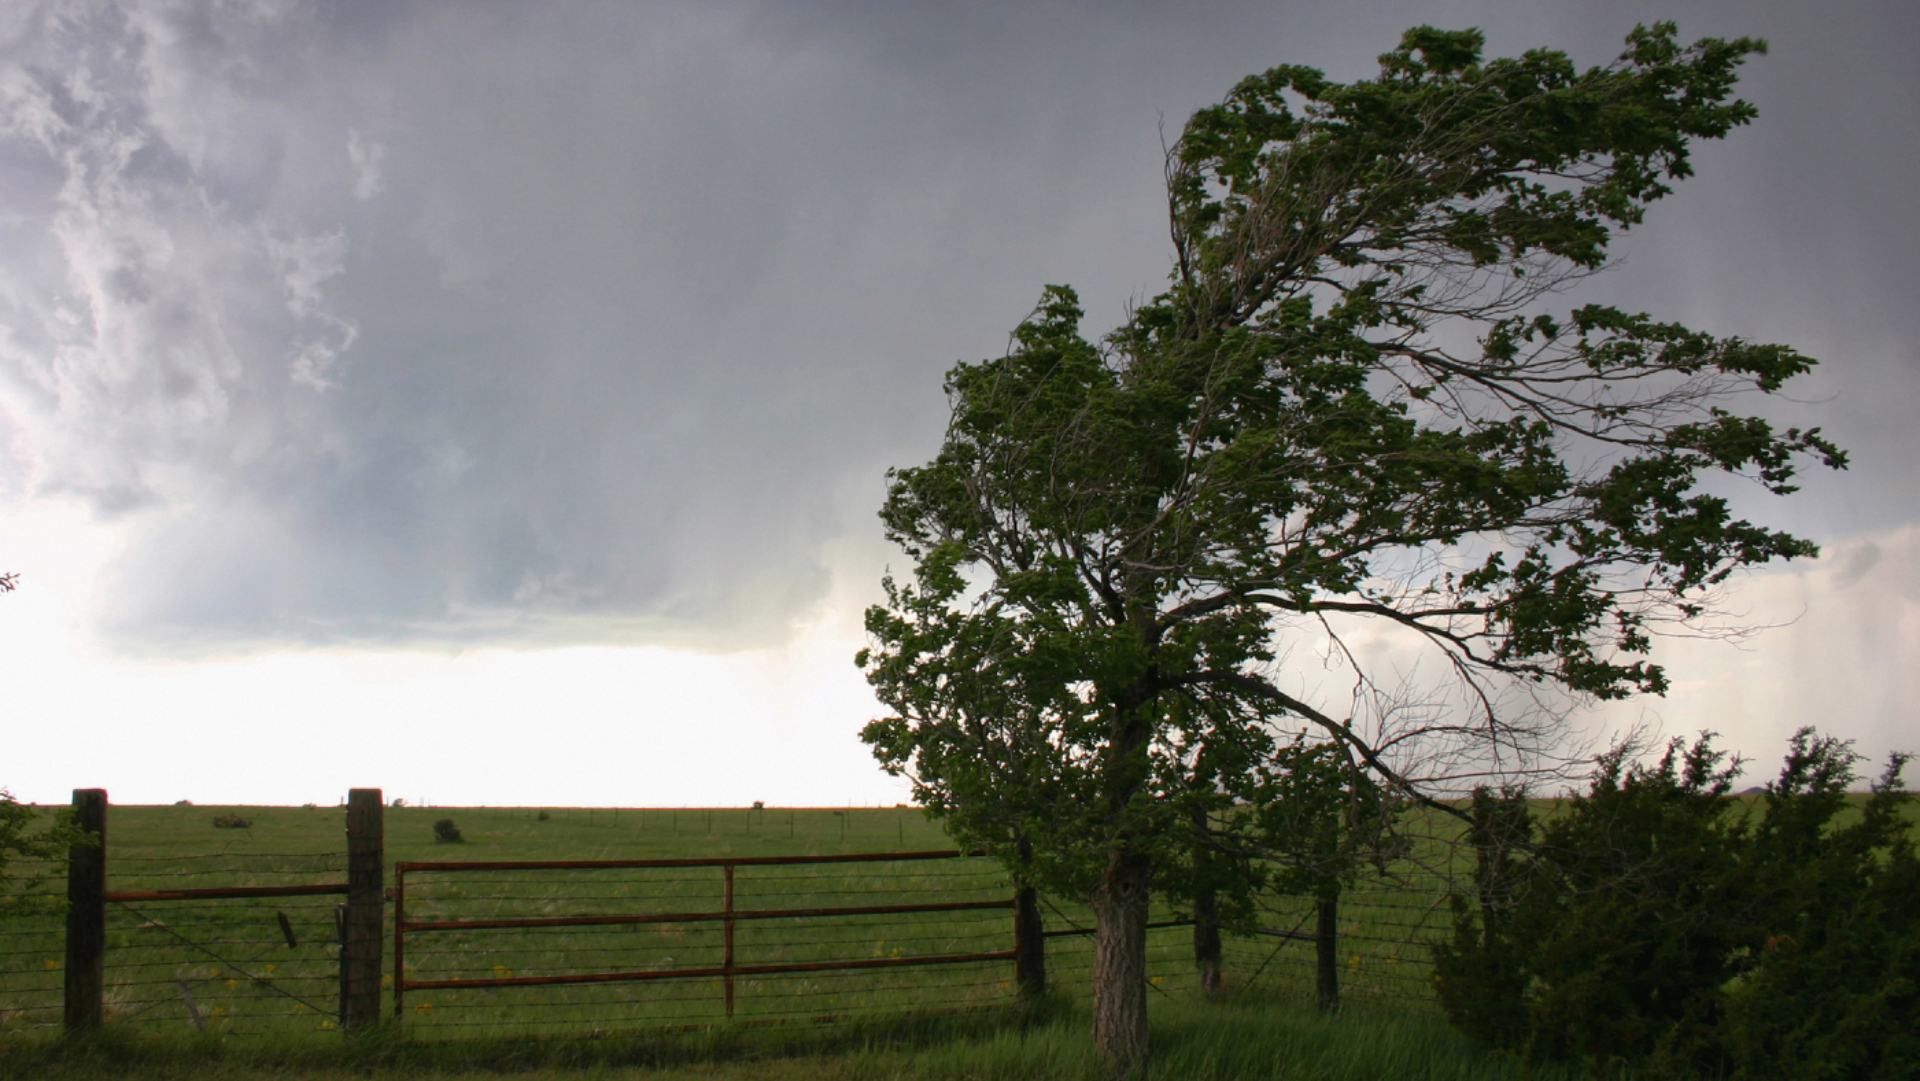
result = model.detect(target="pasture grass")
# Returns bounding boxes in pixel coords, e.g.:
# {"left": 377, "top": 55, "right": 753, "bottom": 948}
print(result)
{"left": 0, "top": 988, "right": 1564, "bottom": 1081}
{"left": 2, "top": 802, "right": 1450, "bottom": 1042}
{"left": 29, "top": 794, "right": 1907, "bottom": 1076}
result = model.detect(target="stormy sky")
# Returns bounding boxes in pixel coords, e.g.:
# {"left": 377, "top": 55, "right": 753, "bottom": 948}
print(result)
{"left": 1, "top": 0, "right": 1914, "bottom": 806}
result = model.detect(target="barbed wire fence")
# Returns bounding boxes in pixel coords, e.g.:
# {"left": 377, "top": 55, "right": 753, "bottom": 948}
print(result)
{"left": 0, "top": 858, "right": 64, "bottom": 1034}
{"left": 99, "top": 852, "right": 349, "bottom": 1036}
{"left": 1228, "top": 883, "right": 1453, "bottom": 1005}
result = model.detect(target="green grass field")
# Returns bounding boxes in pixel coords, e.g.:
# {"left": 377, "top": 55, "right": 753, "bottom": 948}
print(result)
{"left": 0, "top": 801, "right": 1607, "bottom": 1080}
{"left": 0, "top": 989, "right": 1583, "bottom": 1081}
{"left": 1, "top": 802, "right": 1450, "bottom": 1044}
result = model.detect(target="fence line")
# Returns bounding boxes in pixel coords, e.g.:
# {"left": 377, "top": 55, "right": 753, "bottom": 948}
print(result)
{"left": 43, "top": 788, "right": 386, "bottom": 1036}
{"left": 8, "top": 791, "right": 1465, "bottom": 1042}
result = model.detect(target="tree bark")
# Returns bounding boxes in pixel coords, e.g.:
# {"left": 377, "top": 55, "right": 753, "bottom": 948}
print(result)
{"left": 1189, "top": 804, "right": 1223, "bottom": 994}
{"left": 1316, "top": 892, "right": 1339, "bottom": 1011}
{"left": 1092, "top": 846, "right": 1153, "bottom": 1077}
{"left": 1192, "top": 888, "right": 1223, "bottom": 994}
{"left": 1014, "top": 885, "right": 1046, "bottom": 994}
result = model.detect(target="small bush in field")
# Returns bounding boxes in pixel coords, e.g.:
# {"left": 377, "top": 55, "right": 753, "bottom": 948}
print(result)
{"left": 212, "top": 813, "right": 251, "bottom": 829}
{"left": 433, "top": 818, "right": 464, "bottom": 844}
{"left": 537, "top": 810, "right": 551, "bottom": 821}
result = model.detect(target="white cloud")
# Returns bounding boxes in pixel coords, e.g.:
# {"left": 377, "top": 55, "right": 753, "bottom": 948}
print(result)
{"left": 1589, "top": 525, "right": 1920, "bottom": 778}
{"left": 266, "top": 228, "right": 355, "bottom": 388}
{"left": 346, "top": 128, "right": 383, "bottom": 200}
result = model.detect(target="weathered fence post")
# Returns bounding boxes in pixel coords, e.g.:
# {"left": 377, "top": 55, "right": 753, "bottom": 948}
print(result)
{"left": 341, "top": 788, "right": 384, "bottom": 1032}
{"left": 63, "top": 789, "right": 107, "bottom": 1035}
{"left": 1013, "top": 884, "right": 1045, "bottom": 994}
{"left": 1315, "top": 892, "right": 1338, "bottom": 1011}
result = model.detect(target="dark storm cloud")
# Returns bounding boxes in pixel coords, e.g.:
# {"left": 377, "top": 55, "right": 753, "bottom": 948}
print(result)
{"left": 0, "top": 0, "right": 1911, "bottom": 653}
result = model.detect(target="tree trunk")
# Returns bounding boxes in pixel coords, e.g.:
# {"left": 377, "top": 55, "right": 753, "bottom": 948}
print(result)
{"left": 1014, "top": 885, "right": 1045, "bottom": 995}
{"left": 1192, "top": 889, "right": 1223, "bottom": 994}
{"left": 1316, "top": 891, "right": 1339, "bottom": 1011}
{"left": 1092, "top": 846, "right": 1153, "bottom": 1077}
{"left": 1189, "top": 804, "right": 1223, "bottom": 994}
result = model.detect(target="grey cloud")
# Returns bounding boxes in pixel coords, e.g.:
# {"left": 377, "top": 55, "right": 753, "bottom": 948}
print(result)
{"left": 1833, "top": 542, "right": 1882, "bottom": 589}
{"left": 0, "top": 0, "right": 1913, "bottom": 654}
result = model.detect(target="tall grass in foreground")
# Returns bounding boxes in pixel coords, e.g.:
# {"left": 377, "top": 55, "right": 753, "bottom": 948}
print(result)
{"left": 836, "top": 994, "right": 1578, "bottom": 1081}
{"left": 0, "top": 991, "right": 1573, "bottom": 1081}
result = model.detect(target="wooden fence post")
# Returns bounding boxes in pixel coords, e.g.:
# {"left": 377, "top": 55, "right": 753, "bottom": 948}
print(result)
{"left": 1013, "top": 886, "right": 1045, "bottom": 995}
{"left": 63, "top": 788, "right": 106, "bottom": 1035}
{"left": 341, "top": 788, "right": 384, "bottom": 1032}
{"left": 1315, "top": 893, "right": 1339, "bottom": 1011}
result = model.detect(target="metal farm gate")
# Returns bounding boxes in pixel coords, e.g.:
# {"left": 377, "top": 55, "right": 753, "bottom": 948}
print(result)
{"left": 390, "top": 850, "right": 1040, "bottom": 1035}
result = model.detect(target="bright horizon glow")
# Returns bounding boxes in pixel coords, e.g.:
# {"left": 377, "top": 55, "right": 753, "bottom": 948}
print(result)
{"left": 6, "top": 500, "right": 1913, "bottom": 809}
{"left": 1, "top": 501, "right": 913, "bottom": 809}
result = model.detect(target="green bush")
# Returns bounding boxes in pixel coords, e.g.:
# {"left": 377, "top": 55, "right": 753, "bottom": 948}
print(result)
{"left": 1433, "top": 728, "right": 1915, "bottom": 1079}
{"left": 1715, "top": 751, "right": 1920, "bottom": 1080}
{"left": 433, "top": 818, "right": 464, "bottom": 843}
{"left": 0, "top": 790, "right": 89, "bottom": 915}
{"left": 211, "top": 813, "right": 252, "bottom": 829}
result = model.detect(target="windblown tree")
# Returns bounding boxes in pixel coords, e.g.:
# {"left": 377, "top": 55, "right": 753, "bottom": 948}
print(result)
{"left": 859, "top": 24, "right": 1841, "bottom": 1073}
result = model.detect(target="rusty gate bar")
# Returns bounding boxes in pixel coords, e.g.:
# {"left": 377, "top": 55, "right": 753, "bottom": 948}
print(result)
{"left": 399, "top": 898, "right": 1013, "bottom": 934}
{"left": 103, "top": 884, "right": 349, "bottom": 903}
{"left": 402, "top": 949, "right": 1020, "bottom": 991}
{"left": 396, "top": 848, "right": 982, "bottom": 872}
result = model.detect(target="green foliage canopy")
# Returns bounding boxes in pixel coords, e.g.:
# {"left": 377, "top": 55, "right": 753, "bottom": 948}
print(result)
{"left": 859, "top": 17, "right": 1839, "bottom": 979}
